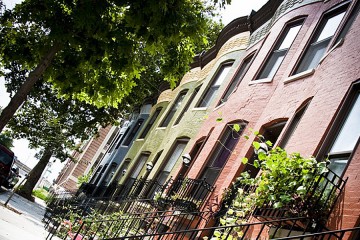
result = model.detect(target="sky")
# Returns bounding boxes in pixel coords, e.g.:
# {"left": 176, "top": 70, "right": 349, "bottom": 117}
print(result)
{"left": 0, "top": 0, "right": 268, "bottom": 181}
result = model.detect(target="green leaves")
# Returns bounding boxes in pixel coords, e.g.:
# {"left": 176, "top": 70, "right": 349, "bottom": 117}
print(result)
{"left": 233, "top": 123, "right": 241, "bottom": 132}
{"left": 252, "top": 141, "right": 260, "bottom": 150}
{"left": 1, "top": 0, "right": 222, "bottom": 112}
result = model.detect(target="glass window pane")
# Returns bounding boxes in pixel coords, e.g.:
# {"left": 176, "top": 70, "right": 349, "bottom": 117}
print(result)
{"left": 221, "top": 55, "right": 253, "bottom": 104}
{"left": 330, "top": 93, "right": 360, "bottom": 153}
{"left": 163, "top": 142, "right": 187, "bottom": 172}
{"left": 198, "top": 62, "right": 233, "bottom": 107}
{"left": 317, "top": 12, "right": 346, "bottom": 42}
{"left": 131, "top": 154, "right": 148, "bottom": 178}
{"left": 258, "top": 50, "right": 286, "bottom": 79}
{"left": 199, "top": 86, "right": 219, "bottom": 107}
{"left": 294, "top": 10, "right": 347, "bottom": 74}
{"left": 257, "top": 21, "right": 303, "bottom": 80}
{"left": 278, "top": 25, "right": 302, "bottom": 50}
{"left": 328, "top": 157, "right": 348, "bottom": 176}
{"left": 160, "top": 90, "right": 188, "bottom": 127}
{"left": 139, "top": 107, "right": 162, "bottom": 139}
{"left": 214, "top": 65, "right": 232, "bottom": 86}
{"left": 295, "top": 38, "right": 330, "bottom": 73}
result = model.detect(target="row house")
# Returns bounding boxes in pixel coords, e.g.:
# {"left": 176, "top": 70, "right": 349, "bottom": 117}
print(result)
{"left": 48, "top": 0, "right": 360, "bottom": 239}
{"left": 54, "top": 125, "right": 118, "bottom": 192}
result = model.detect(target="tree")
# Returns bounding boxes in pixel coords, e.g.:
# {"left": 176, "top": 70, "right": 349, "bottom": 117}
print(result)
{"left": 0, "top": 130, "right": 13, "bottom": 148}
{"left": 7, "top": 81, "right": 124, "bottom": 201}
{"left": 0, "top": 0, "right": 224, "bottom": 133}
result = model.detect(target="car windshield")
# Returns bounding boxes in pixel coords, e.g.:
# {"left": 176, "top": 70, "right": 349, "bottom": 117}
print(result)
{"left": 0, "top": 148, "right": 13, "bottom": 165}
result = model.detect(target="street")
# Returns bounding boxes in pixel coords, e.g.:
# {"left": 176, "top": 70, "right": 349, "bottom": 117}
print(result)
{"left": 0, "top": 188, "right": 51, "bottom": 240}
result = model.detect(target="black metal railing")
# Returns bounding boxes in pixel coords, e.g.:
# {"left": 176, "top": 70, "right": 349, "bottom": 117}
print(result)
{"left": 58, "top": 216, "right": 324, "bottom": 240}
{"left": 61, "top": 218, "right": 359, "bottom": 240}
{"left": 162, "top": 177, "right": 215, "bottom": 211}
{"left": 46, "top": 209, "right": 212, "bottom": 240}
{"left": 253, "top": 168, "right": 347, "bottom": 224}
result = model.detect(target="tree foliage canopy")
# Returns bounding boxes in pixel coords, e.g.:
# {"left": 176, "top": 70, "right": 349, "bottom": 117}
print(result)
{"left": 0, "top": 0, "right": 221, "bottom": 108}
{"left": 6, "top": 81, "right": 123, "bottom": 162}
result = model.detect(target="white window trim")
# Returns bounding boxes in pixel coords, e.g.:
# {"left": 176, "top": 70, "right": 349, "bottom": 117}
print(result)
{"left": 284, "top": 68, "right": 315, "bottom": 84}
{"left": 249, "top": 77, "right": 273, "bottom": 85}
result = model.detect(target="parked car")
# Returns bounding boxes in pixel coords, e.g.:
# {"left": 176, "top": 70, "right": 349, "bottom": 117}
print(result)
{"left": 0, "top": 144, "right": 15, "bottom": 188}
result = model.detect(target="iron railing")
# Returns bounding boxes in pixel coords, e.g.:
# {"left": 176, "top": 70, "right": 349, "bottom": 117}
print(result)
{"left": 53, "top": 216, "right": 322, "bottom": 240}
{"left": 161, "top": 177, "right": 215, "bottom": 212}
{"left": 46, "top": 209, "right": 212, "bottom": 240}
{"left": 63, "top": 218, "right": 358, "bottom": 240}
{"left": 253, "top": 168, "right": 347, "bottom": 224}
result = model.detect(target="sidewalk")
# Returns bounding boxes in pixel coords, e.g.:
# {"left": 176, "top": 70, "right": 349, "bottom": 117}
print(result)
{"left": 0, "top": 188, "right": 51, "bottom": 240}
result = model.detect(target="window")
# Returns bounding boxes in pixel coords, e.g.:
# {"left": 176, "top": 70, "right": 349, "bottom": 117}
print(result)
{"left": 104, "top": 163, "right": 118, "bottom": 185}
{"left": 115, "top": 159, "right": 130, "bottom": 181}
{"left": 108, "top": 130, "right": 121, "bottom": 153}
{"left": 294, "top": 5, "right": 348, "bottom": 75}
{"left": 242, "top": 120, "right": 287, "bottom": 179}
{"left": 200, "top": 123, "right": 246, "bottom": 186}
{"left": 197, "top": 62, "right": 234, "bottom": 108}
{"left": 335, "top": 0, "right": 360, "bottom": 43}
{"left": 105, "top": 127, "right": 119, "bottom": 146}
{"left": 173, "top": 86, "right": 201, "bottom": 125}
{"left": 219, "top": 54, "right": 254, "bottom": 105}
{"left": 257, "top": 20, "right": 303, "bottom": 80}
{"left": 156, "top": 138, "right": 189, "bottom": 186}
{"left": 130, "top": 153, "right": 149, "bottom": 179}
{"left": 122, "top": 119, "right": 144, "bottom": 146}
{"left": 279, "top": 100, "right": 311, "bottom": 148}
{"left": 159, "top": 90, "right": 188, "bottom": 127}
{"left": 327, "top": 91, "right": 360, "bottom": 176}
{"left": 139, "top": 107, "right": 163, "bottom": 139}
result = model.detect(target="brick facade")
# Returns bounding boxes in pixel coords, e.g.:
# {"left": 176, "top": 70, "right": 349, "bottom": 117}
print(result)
{"left": 182, "top": 0, "right": 360, "bottom": 231}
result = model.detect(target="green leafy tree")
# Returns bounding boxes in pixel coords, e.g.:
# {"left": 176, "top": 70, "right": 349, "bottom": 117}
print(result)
{"left": 0, "top": 0, "right": 225, "bottom": 132}
{"left": 0, "top": 130, "right": 13, "bottom": 148}
{"left": 7, "top": 82, "right": 123, "bottom": 201}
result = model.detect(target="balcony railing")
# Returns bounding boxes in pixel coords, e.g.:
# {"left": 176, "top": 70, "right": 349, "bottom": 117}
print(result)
{"left": 46, "top": 209, "right": 212, "bottom": 240}
{"left": 253, "top": 168, "right": 347, "bottom": 227}
{"left": 49, "top": 215, "right": 359, "bottom": 240}
{"left": 158, "top": 177, "right": 215, "bottom": 212}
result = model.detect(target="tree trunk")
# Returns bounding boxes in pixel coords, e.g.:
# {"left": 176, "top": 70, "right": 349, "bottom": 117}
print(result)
{"left": 16, "top": 148, "right": 53, "bottom": 201}
{"left": 0, "top": 43, "right": 61, "bottom": 133}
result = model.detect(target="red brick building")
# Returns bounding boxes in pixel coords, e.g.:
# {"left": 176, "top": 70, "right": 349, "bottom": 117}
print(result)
{"left": 180, "top": 0, "right": 360, "bottom": 232}
{"left": 54, "top": 125, "right": 118, "bottom": 192}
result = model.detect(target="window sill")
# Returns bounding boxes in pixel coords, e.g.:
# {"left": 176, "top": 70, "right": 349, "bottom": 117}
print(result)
{"left": 214, "top": 103, "right": 225, "bottom": 111}
{"left": 136, "top": 139, "right": 145, "bottom": 142}
{"left": 248, "top": 78, "right": 273, "bottom": 85}
{"left": 156, "top": 127, "right": 167, "bottom": 130}
{"left": 284, "top": 68, "right": 315, "bottom": 84}
{"left": 192, "top": 107, "right": 208, "bottom": 111}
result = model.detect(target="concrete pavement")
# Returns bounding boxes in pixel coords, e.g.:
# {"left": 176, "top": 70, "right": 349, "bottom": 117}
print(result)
{"left": 0, "top": 188, "right": 51, "bottom": 240}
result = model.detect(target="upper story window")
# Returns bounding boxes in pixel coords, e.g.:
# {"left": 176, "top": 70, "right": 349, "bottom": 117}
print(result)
{"left": 156, "top": 138, "right": 189, "bottom": 186}
{"left": 327, "top": 89, "right": 360, "bottom": 176}
{"left": 256, "top": 19, "right": 303, "bottom": 80}
{"left": 197, "top": 61, "right": 234, "bottom": 108}
{"left": 334, "top": 0, "right": 360, "bottom": 44}
{"left": 219, "top": 54, "right": 254, "bottom": 105}
{"left": 199, "top": 122, "right": 246, "bottom": 186}
{"left": 122, "top": 119, "right": 144, "bottom": 146}
{"left": 159, "top": 90, "right": 188, "bottom": 127}
{"left": 138, "top": 107, "right": 163, "bottom": 139}
{"left": 293, "top": 4, "right": 348, "bottom": 75}
{"left": 174, "top": 86, "right": 201, "bottom": 125}
{"left": 279, "top": 100, "right": 311, "bottom": 148}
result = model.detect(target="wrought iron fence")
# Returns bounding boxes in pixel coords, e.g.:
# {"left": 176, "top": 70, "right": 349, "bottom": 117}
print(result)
{"left": 46, "top": 209, "right": 212, "bottom": 240}
{"left": 161, "top": 177, "right": 215, "bottom": 212}
{"left": 253, "top": 168, "right": 347, "bottom": 225}
{"left": 81, "top": 218, "right": 358, "bottom": 240}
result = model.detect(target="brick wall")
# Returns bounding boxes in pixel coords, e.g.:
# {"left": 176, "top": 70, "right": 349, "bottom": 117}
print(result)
{"left": 185, "top": 0, "right": 360, "bottom": 230}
